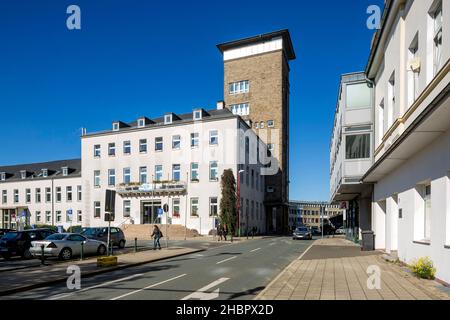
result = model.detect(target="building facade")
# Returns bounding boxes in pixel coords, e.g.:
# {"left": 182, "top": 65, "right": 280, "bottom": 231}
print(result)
{"left": 81, "top": 108, "right": 267, "bottom": 235}
{"left": 329, "top": 72, "right": 374, "bottom": 241}
{"left": 218, "top": 30, "right": 296, "bottom": 233}
{"left": 362, "top": 0, "right": 450, "bottom": 284}
{"left": 0, "top": 160, "right": 83, "bottom": 230}
{"left": 289, "top": 201, "right": 343, "bottom": 231}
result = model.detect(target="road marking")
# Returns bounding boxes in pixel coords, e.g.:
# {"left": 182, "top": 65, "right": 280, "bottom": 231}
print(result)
{"left": 47, "top": 273, "right": 145, "bottom": 300}
{"left": 216, "top": 256, "right": 237, "bottom": 264}
{"left": 110, "top": 274, "right": 187, "bottom": 300}
{"left": 250, "top": 248, "right": 261, "bottom": 252}
{"left": 269, "top": 242, "right": 276, "bottom": 246}
{"left": 181, "top": 277, "right": 230, "bottom": 300}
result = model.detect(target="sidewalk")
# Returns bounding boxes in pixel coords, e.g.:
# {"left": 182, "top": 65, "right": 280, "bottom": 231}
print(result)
{"left": 0, "top": 247, "right": 201, "bottom": 296}
{"left": 256, "top": 237, "right": 450, "bottom": 300}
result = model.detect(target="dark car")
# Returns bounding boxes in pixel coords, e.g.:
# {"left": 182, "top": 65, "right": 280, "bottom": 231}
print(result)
{"left": 81, "top": 227, "right": 126, "bottom": 248}
{"left": 293, "top": 226, "right": 313, "bottom": 240}
{"left": 0, "top": 228, "right": 56, "bottom": 259}
{"left": 0, "top": 229, "right": 13, "bottom": 238}
{"left": 310, "top": 226, "right": 321, "bottom": 235}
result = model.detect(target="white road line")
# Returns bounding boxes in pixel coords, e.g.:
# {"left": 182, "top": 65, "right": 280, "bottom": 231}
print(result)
{"left": 268, "top": 242, "right": 276, "bottom": 246}
{"left": 250, "top": 248, "right": 261, "bottom": 252}
{"left": 47, "top": 273, "right": 145, "bottom": 300}
{"left": 110, "top": 274, "right": 187, "bottom": 300}
{"left": 181, "top": 277, "right": 230, "bottom": 300}
{"left": 216, "top": 256, "right": 237, "bottom": 265}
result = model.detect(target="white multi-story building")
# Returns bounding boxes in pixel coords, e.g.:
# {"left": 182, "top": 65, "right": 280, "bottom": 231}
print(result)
{"left": 329, "top": 72, "right": 374, "bottom": 240}
{"left": 0, "top": 159, "right": 83, "bottom": 230}
{"left": 361, "top": 0, "right": 450, "bottom": 284}
{"left": 81, "top": 106, "right": 268, "bottom": 235}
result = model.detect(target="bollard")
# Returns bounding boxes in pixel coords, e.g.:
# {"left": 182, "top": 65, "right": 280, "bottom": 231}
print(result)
{"left": 40, "top": 244, "right": 45, "bottom": 265}
{"left": 134, "top": 238, "right": 137, "bottom": 253}
{"left": 80, "top": 241, "right": 84, "bottom": 261}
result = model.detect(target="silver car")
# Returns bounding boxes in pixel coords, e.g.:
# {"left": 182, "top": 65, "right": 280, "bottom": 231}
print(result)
{"left": 30, "top": 233, "right": 107, "bottom": 260}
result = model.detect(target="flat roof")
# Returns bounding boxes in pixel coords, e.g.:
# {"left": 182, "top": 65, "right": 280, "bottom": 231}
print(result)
{"left": 217, "top": 29, "right": 296, "bottom": 60}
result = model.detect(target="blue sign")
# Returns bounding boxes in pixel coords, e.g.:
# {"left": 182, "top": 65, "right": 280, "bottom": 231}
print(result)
{"left": 66, "top": 209, "right": 73, "bottom": 216}
{"left": 57, "top": 226, "right": 64, "bottom": 233}
{"left": 157, "top": 208, "right": 163, "bottom": 217}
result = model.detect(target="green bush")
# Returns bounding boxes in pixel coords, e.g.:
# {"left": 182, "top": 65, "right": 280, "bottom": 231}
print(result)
{"left": 28, "top": 224, "right": 60, "bottom": 232}
{"left": 67, "top": 225, "right": 83, "bottom": 233}
{"left": 410, "top": 257, "right": 436, "bottom": 279}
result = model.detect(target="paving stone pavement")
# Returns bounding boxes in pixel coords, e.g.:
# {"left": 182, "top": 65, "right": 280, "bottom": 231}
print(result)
{"left": 256, "top": 237, "right": 450, "bottom": 300}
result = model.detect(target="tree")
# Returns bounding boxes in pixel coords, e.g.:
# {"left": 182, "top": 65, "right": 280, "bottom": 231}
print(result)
{"left": 220, "top": 169, "right": 237, "bottom": 235}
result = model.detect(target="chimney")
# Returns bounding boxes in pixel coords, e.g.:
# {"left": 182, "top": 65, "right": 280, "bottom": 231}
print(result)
{"left": 217, "top": 100, "right": 225, "bottom": 110}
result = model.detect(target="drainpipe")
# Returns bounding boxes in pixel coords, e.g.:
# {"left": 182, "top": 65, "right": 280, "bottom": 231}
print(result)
{"left": 52, "top": 178, "right": 55, "bottom": 226}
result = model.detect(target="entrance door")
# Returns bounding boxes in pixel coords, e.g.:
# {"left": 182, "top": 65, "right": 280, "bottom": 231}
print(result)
{"left": 141, "top": 201, "right": 162, "bottom": 224}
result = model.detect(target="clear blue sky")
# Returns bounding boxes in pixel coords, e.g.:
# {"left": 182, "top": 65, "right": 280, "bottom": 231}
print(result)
{"left": 0, "top": 0, "right": 384, "bottom": 201}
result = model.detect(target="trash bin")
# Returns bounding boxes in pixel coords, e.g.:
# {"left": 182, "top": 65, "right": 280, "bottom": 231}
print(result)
{"left": 361, "top": 230, "right": 375, "bottom": 251}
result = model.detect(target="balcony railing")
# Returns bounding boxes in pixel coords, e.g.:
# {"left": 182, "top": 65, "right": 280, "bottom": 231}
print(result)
{"left": 116, "top": 181, "right": 187, "bottom": 196}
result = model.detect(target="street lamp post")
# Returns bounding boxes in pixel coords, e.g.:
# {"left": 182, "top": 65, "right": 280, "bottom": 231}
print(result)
{"left": 237, "top": 169, "right": 245, "bottom": 238}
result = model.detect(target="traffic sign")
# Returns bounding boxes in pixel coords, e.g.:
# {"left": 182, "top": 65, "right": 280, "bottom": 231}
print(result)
{"left": 163, "top": 204, "right": 169, "bottom": 213}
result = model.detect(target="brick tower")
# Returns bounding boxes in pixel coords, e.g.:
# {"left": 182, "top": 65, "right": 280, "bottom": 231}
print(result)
{"left": 217, "top": 30, "right": 296, "bottom": 234}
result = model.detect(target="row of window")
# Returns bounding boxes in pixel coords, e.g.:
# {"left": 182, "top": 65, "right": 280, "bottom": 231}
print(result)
{"left": 378, "top": 2, "right": 443, "bottom": 143}
{"left": 0, "top": 167, "right": 71, "bottom": 182}
{"left": 1, "top": 186, "right": 82, "bottom": 204}
{"left": 229, "top": 80, "right": 249, "bottom": 95}
{"left": 241, "top": 198, "right": 265, "bottom": 222}
{"left": 32, "top": 210, "right": 83, "bottom": 224}
{"left": 94, "top": 131, "right": 219, "bottom": 158}
{"left": 254, "top": 120, "right": 275, "bottom": 129}
{"left": 95, "top": 162, "right": 220, "bottom": 187}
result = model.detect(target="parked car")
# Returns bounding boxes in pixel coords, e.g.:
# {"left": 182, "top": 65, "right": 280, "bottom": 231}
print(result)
{"left": 0, "top": 228, "right": 55, "bottom": 259}
{"left": 292, "top": 226, "right": 313, "bottom": 240}
{"left": 81, "top": 227, "right": 126, "bottom": 248}
{"left": 0, "top": 229, "right": 13, "bottom": 238}
{"left": 30, "top": 233, "right": 107, "bottom": 260}
{"left": 310, "top": 226, "right": 321, "bottom": 235}
{"left": 335, "top": 226, "right": 346, "bottom": 234}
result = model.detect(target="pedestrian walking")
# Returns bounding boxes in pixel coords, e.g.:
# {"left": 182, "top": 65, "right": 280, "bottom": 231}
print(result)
{"left": 151, "top": 225, "right": 163, "bottom": 250}
{"left": 218, "top": 224, "right": 223, "bottom": 241}
{"left": 223, "top": 225, "right": 228, "bottom": 241}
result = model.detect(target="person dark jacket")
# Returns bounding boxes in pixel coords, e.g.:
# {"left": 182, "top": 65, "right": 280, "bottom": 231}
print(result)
{"left": 151, "top": 225, "right": 162, "bottom": 250}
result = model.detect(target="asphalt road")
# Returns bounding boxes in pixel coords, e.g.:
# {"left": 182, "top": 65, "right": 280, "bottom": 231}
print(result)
{"left": 2, "top": 237, "right": 313, "bottom": 300}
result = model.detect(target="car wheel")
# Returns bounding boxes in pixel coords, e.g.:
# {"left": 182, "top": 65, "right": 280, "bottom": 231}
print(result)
{"left": 59, "top": 248, "right": 72, "bottom": 261}
{"left": 22, "top": 249, "right": 33, "bottom": 260}
{"left": 1, "top": 254, "right": 11, "bottom": 260}
{"left": 97, "top": 244, "right": 106, "bottom": 256}
{"left": 118, "top": 240, "right": 125, "bottom": 249}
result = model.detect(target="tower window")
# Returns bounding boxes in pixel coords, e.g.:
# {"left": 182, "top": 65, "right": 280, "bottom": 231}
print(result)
{"left": 229, "top": 80, "right": 249, "bottom": 95}
{"left": 267, "top": 120, "right": 275, "bottom": 128}
{"left": 230, "top": 103, "right": 250, "bottom": 116}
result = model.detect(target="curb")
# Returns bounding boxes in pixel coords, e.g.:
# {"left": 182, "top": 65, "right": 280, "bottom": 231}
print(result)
{"left": 0, "top": 248, "right": 204, "bottom": 297}
{"left": 254, "top": 241, "right": 316, "bottom": 300}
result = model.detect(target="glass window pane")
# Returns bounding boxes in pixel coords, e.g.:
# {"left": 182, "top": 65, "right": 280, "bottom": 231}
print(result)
{"left": 345, "top": 134, "right": 370, "bottom": 159}
{"left": 346, "top": 83, "right": 371, "bottom": 109}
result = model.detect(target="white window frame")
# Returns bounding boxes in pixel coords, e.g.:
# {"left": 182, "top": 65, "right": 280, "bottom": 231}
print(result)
{"left": 94, "top": 171, "right": 101, "bottom": 188}
{"left": 123, "top": 200, "right": 131, "bottom": 217}
{"left": 55, "top": 187, "right": 61, "bottom": 202}
{"left": 123, "top": 141, "right": 131, "bottom": 154}
{"left": 26, "top": 189, "right": 31, "bottom": 203}
{"left": 190, "top": 197, "right": 199, "bottom": 217}
{"left": 94, "top": 145, "right": 101, "bottom": 158}
{"left": 123, "top": 168, "right": 131, "bottom": 184}
{"left": 155, "top": 137, "right": 163, "bottom": 151}
{"left": 35, "top": 188, "right": 41, "bottom": 203}
{"left": 193, "top": 110, "right": 202, "bottom": 120}
{"left": 164, "top": 114, "right": 173, "bottom": 124}
{"left": 267, "top": 120, "right": 275, "bottom": 128}
{"left": 172, "top": 135, "right": 181, "bottom": 149}
{"left": 209, "top": 161, "right": 218, "bottom": 181}
{"left": 108, "top": 169, "right": 116, "bottom": 187}
{"left": 77, "top": 210, "right": 82, "bottom": 223}
{"left": 172, "top": 164, "right": 181, "bottom": 182}
{"left": 138, "top": 118, "right": 146, "bottom": 128}
{"left": 190, "top": 162, "right": 199, "bottom": 182}
{"left": 209, "top": 130, "right": 219, "bottom": 145}
{"left": 94, "top": 201, "right": 101, "bottom": 218}
{"left": 0, "top": 172, "right": 5, "bottom": 181}
{"left": 230, "top": 103, "right": 250, "bottom": 116}
{"left": 139, "top": 139, "right": 148, "bottom": 153}
{"left": 172, "top": 198, "right": 180, "bottom": 218}
{"left": 209, "top": 197, "right": 218, "bottom": 217}
{"left": 432, "top": 3, "right": 443, "bottom": 77}
{"left": 155, "top": 165, "right": 163, "bottom": 182}
{"left": 191, "top": 133, "right": 199, "bottom": 148}
{"left": 229, "top": 80, "right": 249, "bottom": 95}
{"left": 108, "top": 143, "right": 116, "bottom": 156}
{"left": 77, "top": 185, "right": 82, "bottom": 202}
{"left": 139, "top": 167, "right": 148, "bottom": 184}
{"left": 66, "top": 186, "right": 73, "bottom": 202}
